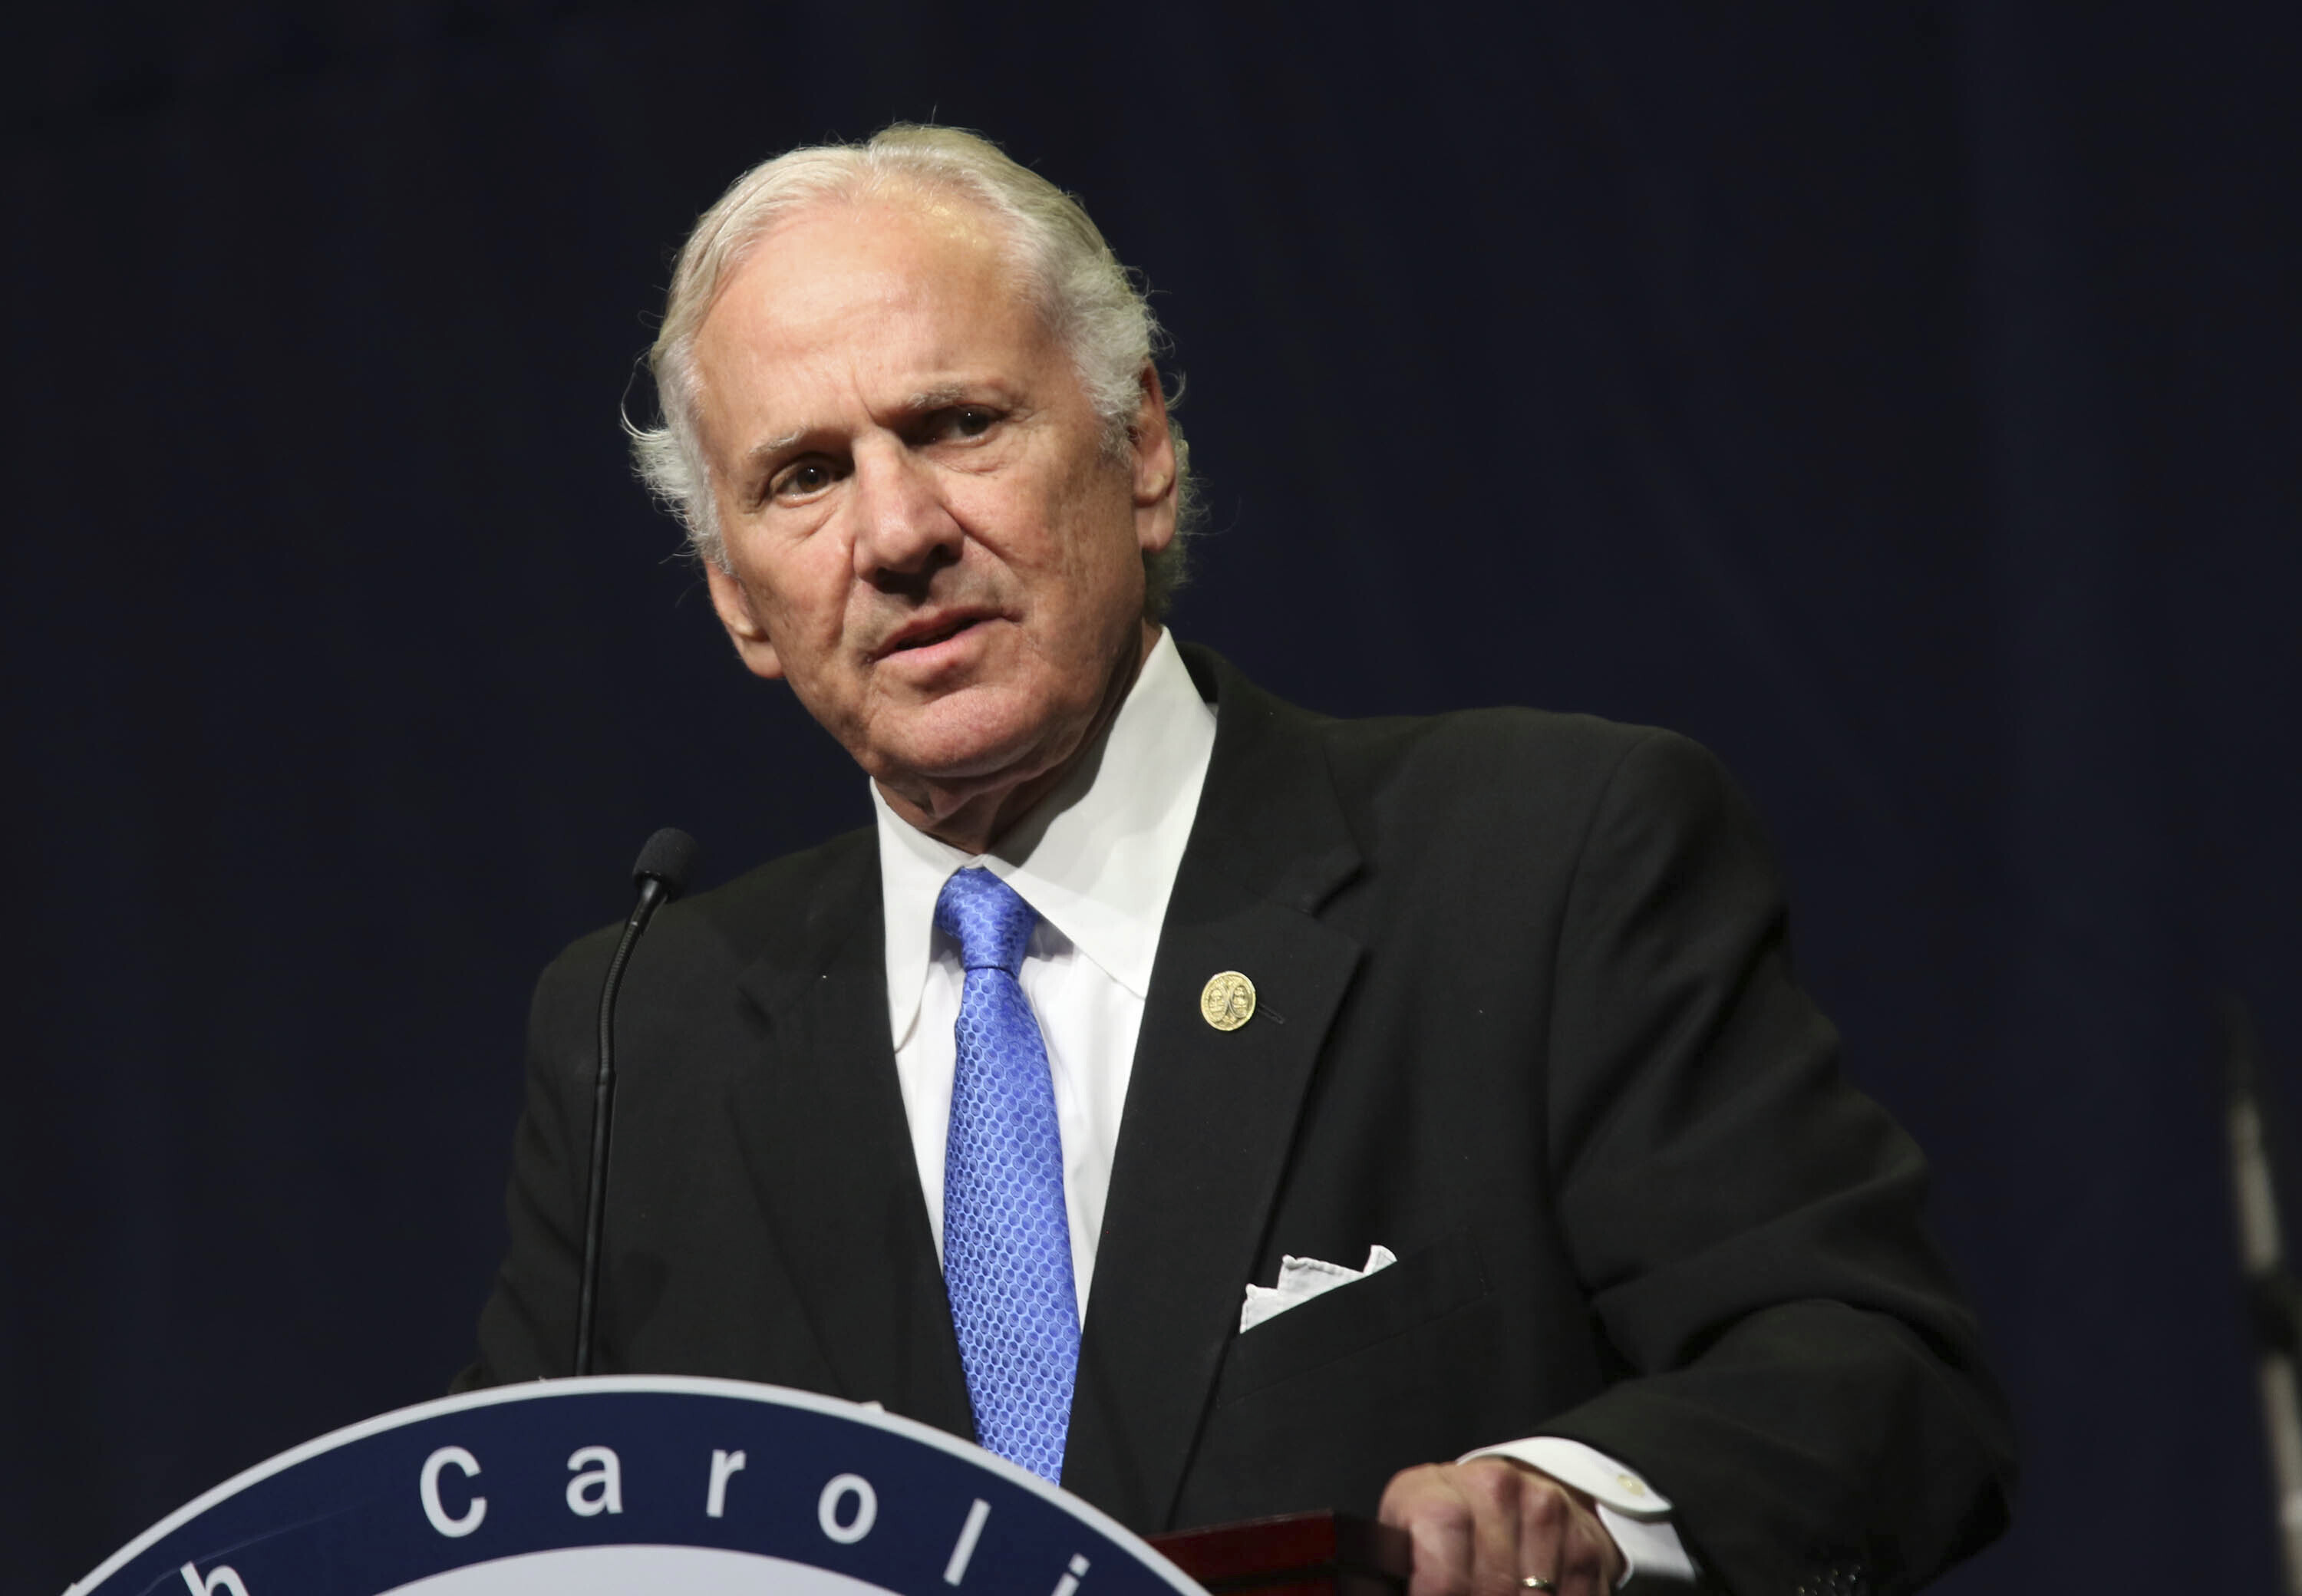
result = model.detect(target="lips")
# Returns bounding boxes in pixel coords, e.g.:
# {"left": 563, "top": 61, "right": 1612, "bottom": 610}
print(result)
{"left": 875, "top": 609, "right": 994, "bottom": 660}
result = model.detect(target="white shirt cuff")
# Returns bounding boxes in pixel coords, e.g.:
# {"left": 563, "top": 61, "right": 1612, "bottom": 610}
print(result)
{"left": 1459, "top": 1437, "right": 1699, "bottom": 1588}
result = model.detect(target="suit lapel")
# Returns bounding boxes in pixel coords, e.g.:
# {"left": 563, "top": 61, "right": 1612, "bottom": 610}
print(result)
{"left": 1062, "top": 651, "right": 1364, "bottom": 1528}
{"left": 728, "top": 836, "right": 975, "bottom": 1440}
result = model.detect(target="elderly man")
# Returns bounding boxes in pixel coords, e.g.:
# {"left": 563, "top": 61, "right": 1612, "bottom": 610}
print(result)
{"left": 460, "top": 127, "right": 2013, "bottom": 1595}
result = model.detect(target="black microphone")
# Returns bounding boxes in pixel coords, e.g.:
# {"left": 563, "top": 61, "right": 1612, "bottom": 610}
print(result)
{"left": 2222, "top": 996, "right": 2302, "bottom": 1586}
{"left": 574, "top": 826, "right": 701, "bottom": 1377}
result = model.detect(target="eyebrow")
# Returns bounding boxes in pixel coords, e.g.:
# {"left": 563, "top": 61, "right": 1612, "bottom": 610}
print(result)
{"left": 740, "top": 428, "right": 806, "bottom": 477}
{"left": 737, "top": 387, "right": 991, "bottom": 478}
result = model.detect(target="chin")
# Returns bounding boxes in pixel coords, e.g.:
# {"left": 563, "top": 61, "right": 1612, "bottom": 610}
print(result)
{"left": 876, "top": 692, "right": 1079, "bottom": 790}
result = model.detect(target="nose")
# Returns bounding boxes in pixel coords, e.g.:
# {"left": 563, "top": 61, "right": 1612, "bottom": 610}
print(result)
{"left": 850, "top": 439, "right": 961, "bottom": 589}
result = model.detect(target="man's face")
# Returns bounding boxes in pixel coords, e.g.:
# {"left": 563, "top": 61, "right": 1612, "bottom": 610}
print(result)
{"left": 691, "top": 195, "right": 1176, "bottom": 835}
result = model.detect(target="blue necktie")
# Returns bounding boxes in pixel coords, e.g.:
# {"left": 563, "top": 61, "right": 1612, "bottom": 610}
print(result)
{"left": 935, "top": 867, "right": 1080, "bottom": 1482}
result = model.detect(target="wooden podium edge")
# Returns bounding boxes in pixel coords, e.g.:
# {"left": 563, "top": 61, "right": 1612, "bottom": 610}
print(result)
{"left": 1148, "top": 1511, "right": 1410, "bottom": 1594}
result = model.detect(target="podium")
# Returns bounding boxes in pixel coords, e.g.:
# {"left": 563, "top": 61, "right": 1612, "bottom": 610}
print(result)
{"left": 1149, "top": 1513, "right": 1410, "bottom": 1596}
{"left": 70, "top": 1377, "right": 1407, "bottom": 1596}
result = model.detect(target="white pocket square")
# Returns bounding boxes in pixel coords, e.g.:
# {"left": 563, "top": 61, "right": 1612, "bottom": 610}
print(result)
{"left": 1239, "top": 1245, "right": 1398, "bottom": 1333}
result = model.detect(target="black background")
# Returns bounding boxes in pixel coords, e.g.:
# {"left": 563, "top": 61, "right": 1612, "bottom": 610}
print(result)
{"left": 8, "top": 2, "right": 2298, "bottom": 1591}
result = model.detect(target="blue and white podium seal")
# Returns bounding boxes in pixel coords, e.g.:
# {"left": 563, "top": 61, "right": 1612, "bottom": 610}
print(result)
{"left": 69, "top": 1377, "right": 1209, "bottom": 1596}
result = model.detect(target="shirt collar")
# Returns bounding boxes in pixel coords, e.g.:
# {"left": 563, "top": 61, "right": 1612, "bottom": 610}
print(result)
{"left": 875, "top": 628, "right": 1219, "bottom": 1047}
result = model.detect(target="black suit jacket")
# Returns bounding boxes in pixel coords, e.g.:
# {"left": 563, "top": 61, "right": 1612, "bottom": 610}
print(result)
{"left": 463, "top": 646, "right": 2015, "bottom": 1594}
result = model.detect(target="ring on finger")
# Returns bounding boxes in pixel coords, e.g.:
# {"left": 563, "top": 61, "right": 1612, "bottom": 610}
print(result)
{"left": 1517, "top": 1580, "right": 1558, "bottom": 1592}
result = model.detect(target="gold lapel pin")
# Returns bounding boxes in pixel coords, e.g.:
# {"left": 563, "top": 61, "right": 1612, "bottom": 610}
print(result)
{"left": 1200, "top": 971, "right": 1257, "bottom": 1031}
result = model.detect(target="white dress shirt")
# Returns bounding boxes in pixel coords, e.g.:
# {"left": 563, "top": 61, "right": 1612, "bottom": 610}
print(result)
{"left": 873, "top": 628, "right": 1694, "bottom": 1587}
{"left": 877, "top": 629, "right": 1217, "bottom": 1314}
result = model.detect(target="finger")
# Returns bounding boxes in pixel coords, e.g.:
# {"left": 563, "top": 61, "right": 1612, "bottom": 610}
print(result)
{"left": 1545, "top": 1499, "right": 1620, "bottom": 1596}
{"left": 1459, "top": 1463, "right": 1529, "bottom": 1595}
{"left": 1381, "top": 1467, "right": 1475, "bottom": 1596}
{"left": 1512, "top": 1476, "right": 1571, "bottom": 1593}
{"left": 1409, "top": 1504, "right": 1475, "bottom": 1596}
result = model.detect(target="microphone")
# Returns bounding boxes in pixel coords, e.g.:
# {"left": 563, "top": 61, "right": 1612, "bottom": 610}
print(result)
{"left": 574, "top": 826, "right": 701, "bottom": 1377}
{"left": 2223, "top": 996, "right": 2302, "bottom": 1594}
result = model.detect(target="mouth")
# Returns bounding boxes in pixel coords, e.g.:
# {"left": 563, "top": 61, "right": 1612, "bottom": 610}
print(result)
{"left": 875, "top": 609, "right": 996, "bottom": 661}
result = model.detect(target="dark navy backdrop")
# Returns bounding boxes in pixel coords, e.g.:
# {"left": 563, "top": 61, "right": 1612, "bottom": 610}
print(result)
{"left": 8, "top": 3, "right": 2297, "bottom": 1591}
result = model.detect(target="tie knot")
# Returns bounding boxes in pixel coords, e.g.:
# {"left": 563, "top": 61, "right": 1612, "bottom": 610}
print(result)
{"left": 934, "top": 868, "right": 1038, "bottom": 977}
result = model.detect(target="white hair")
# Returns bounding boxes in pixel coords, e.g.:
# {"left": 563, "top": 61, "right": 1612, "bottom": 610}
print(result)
{"left": 628, "top": 124, "right": 1199, "bottom": 617}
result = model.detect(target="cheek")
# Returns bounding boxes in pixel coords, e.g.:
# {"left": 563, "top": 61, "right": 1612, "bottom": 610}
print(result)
{"left": 1030, "top": 463, "right": 1143, "bottom": 585}
{"left": 1068, "top": 474, "right": 1151, "bottom": 603}
{"left": 745, "top": 531, "right": 853, "bottom": 642}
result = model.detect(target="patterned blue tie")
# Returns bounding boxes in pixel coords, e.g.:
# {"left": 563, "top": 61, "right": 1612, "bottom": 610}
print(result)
{"left": 935, "top": 867, "right": 1080, "bottom": 1482}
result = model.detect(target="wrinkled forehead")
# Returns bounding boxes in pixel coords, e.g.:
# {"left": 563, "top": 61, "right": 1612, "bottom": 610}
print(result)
{"left": 684, "top": 190, "right": 1070, "bottom": 453}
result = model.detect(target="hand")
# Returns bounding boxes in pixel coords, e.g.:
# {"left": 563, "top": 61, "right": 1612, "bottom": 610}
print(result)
{"left": 1377, "top": 1458, "right": 1627, "bottom": 1596}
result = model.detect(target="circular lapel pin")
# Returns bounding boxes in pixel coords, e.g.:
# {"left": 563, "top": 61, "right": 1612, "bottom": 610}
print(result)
{"left": 1199, "top": 971, "right": 1257, "bottom": 1031}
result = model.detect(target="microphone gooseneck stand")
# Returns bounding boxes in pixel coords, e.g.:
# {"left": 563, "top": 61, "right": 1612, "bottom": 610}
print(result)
{"left": 2224, "top": 997, "right": 2302, "bottom": 1596}
{"left": 574, "top": 827, "right": 700, "bottom": 1378}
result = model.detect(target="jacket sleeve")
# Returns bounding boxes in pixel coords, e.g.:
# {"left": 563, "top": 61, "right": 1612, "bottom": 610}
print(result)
{"left": 1535, "top": 729, "right": 2015, "bottom": 1594}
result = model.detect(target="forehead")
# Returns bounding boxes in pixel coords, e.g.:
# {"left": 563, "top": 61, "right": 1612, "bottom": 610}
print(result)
{"left": 690, "top": 195, "right": 1057, "bottom": 432}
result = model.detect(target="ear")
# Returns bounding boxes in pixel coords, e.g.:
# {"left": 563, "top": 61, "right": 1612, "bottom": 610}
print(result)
{"left": 704, "top": 559, "right": 786, "bottom": 680}
{"left": 1129, "top": 363, "right": 1179, "bottom": 557}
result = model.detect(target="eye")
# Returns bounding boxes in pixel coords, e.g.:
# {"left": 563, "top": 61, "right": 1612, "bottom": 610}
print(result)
{"left": 770, "top": 458, "right": 839, "bottom": 502}
{"left": 930, "top": 405, "right": 999, "bottom": 442}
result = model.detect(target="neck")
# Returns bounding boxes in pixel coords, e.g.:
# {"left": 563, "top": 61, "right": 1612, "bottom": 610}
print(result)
{"left": 877, "top": 621, "right": 1160, "bottom": 856}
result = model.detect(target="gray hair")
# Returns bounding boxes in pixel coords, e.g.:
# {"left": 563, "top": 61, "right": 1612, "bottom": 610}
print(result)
{"left": 628, "top": 124, "right": 1199, "bottom": 618}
